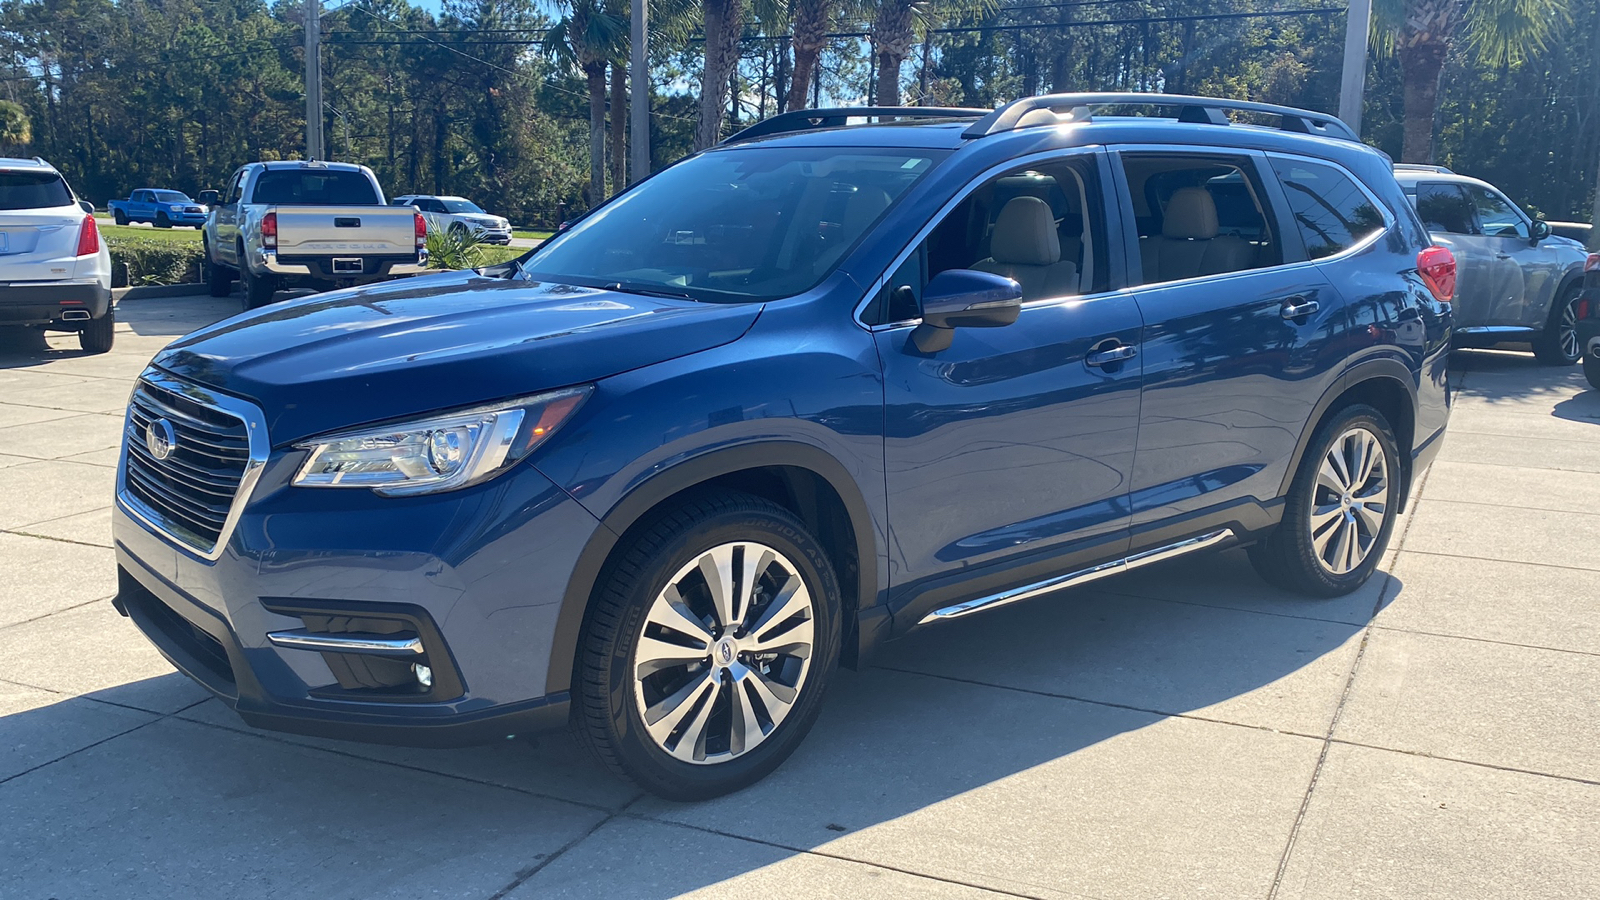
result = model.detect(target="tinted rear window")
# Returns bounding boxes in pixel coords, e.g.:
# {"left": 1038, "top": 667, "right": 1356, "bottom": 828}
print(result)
{"left": 0, "top": 171, "right": 73, "bottom": 211}
{"left": 1269, "top": 158, "right": 1385, "bottom": 259}
{"left": 251, "top": 170, "right": 380, "bottom": 206}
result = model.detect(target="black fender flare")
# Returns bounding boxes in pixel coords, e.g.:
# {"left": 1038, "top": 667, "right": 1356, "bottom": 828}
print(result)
{"left": 1278, "top": 356, "right": 1420, "bottom": 502}
{"left": 543, "top": 441, "right": 883, "bottom": 695}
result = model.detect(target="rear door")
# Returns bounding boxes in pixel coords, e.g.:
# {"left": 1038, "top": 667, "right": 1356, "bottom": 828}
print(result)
{"left": 0, "top": 168, "right": 84, "bottom": 282}
{"left": 1118, "top": 149, "right": 1351, "bottom": 542}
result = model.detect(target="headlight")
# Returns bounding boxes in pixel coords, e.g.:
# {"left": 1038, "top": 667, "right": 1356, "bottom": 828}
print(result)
{"left": 170, "top": 204, "right": 184, "bottom": 211}
{"left": 292, "top": 387, "right": 590, "bottom": 496}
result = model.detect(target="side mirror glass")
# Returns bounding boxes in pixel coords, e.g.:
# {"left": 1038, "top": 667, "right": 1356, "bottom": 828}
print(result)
{"left": 198, "top": 190, "right": 220, "bottom": 206}
{"left": 911, "top": 269, "right": 1023, "bottom": 353}
{"left": 78, "top": 200, "right": 94, "bottom": 215}
{"left": 1530, "top": 219, "right": 1551, "bottom": 243}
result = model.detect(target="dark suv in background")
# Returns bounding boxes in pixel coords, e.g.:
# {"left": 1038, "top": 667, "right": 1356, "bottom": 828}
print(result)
{"left": 112, "top": 94, "right": 1454, "bottom": 800}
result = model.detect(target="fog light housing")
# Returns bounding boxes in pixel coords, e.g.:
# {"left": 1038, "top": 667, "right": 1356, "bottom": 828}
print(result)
{"left": 413, "top": 663, "right": 433, "bottom": 689}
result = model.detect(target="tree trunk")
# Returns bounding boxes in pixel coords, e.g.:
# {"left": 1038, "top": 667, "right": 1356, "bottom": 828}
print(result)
{"left": 787, "top": 0, "right": 831, "bottom": 112}
{"left": 584, "top": 61, "right": 607, "bottom": 205}
{"left": 609, "top": 60, "right": 626, "bottom": 193}
{"left": 1398, "top": 40, "right": 1447, "bottom": 163}
{"left": 873, "top": 1, "right": 916, "bottom": 108}
{"left": 1589, "top": 150, "right": 1600, "bottom": 251}
{"left": 696, "top": 0, "right": 743, "bottom": 150}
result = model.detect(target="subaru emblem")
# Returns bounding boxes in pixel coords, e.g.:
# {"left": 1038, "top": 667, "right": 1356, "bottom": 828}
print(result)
{"left": 145, "top": 418, "right": 177, "bottom": 461}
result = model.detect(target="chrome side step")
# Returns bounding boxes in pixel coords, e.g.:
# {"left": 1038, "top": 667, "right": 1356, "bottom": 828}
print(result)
{"left": 918, "top": 528, "right": 1235, "bottom": 625}
{"left": 266, "top": 630, "right": 424, "bottom": 656}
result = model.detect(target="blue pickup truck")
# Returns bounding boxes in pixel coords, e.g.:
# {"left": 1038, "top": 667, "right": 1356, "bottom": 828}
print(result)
{"left": 108, "top": 189, "right": 208, "bottom": 228}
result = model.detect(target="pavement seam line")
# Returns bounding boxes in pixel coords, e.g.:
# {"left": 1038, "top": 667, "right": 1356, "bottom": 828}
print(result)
{"left": 1400, "top": 547, "right": 1600, "bottom": 575}
{"left": 0, "top": 529, "right": 113, "bottom": 549}
{"left": 618, "top": 814, "right": 1061, "bottom": 900}
{"left": 1323, "top": 738, "right": 1600, "bottom": 787}
{"left": 0, "top": 595, "right": 115, "bottom": 632}
{"left": 1096, "top": 584, "right": 1371, "bottom": 628}
{"left": 1364, "top": 624, "right": 1600, "bottom": 659}
{"left": 483, "top": 793, "right": 646, "bottom": 900}
{"left": 1445, "top": 428, "right": 1600, "bottom": 445}
{"left": 0, "top": 696, "right": 209, "bottom": 788}
{"left": 1418, "top": 457, "right": 1600, "bottom": 476}
{"left": 1418, "top": 496, "right": 1600, "bottom": 519}
{"left": 1263, "top": 458, "right": 1433, "bottom": 900}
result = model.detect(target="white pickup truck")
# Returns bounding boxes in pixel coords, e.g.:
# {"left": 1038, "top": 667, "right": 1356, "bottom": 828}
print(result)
{"left": 200, "top": 161, "right": 429, "bottom": 308}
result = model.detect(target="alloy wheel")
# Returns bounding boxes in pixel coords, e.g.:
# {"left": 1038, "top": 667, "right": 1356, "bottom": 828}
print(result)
{"left": 632, "top": 541, "right": 816, "bottom": 765}
{"left": 1310, "top": 427, "right": 1389, "bottom": 575}
{"left": 1559, "top": 298, "right": 1580, "bottom": 361}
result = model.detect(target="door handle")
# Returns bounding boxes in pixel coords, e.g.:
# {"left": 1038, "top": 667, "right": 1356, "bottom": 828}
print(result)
{"left": 1494, "top": 253, "right": 1512, "bottom": 260}
{"left": 1280, "top": 298, "right": 1320, "bottom": 320}
{"left": 1086, "top": 344, "right": 1138, "bottom": 367}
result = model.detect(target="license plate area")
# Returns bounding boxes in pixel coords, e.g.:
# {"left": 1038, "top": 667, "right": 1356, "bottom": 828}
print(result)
{"left": 331, "top": 258, "right": 363, "bottom": 274}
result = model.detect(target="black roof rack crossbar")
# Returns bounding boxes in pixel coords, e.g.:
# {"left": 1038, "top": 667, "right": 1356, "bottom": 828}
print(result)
{"left": 962, "top": 93, "right": 1358, "bottom": 142}
{"left": 722, "top": 107, "right": 992, "bottom": 144}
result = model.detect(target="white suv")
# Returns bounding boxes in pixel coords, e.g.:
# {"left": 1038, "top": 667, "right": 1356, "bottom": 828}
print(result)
{"left": 392, "top": 194, "right": 513, "bottom": 244}
{"left": 0, "top": 158, "right": 114, "bottom": 353}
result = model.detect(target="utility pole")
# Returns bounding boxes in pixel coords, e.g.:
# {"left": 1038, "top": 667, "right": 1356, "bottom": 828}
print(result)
{"left": 629, "top": 0, "right": 648, "bottom": 184}
{"left": 305, "top": 0, "right": 324, "bottom": 160}
{"left": 1338, "top": 0, "right": 1372, "bottom": 135}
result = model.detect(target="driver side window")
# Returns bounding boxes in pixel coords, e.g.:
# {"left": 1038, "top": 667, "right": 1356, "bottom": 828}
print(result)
{"left": 1468, "top": 186, "right": 1529, "bottom": 239}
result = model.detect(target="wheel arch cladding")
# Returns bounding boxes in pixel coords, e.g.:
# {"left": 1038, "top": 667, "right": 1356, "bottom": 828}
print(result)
{"left": 1282, "top": 364, "right": 1418, "bottom": 511}
{"left": 544, "top": 442, "right": 881, "bottom": 696}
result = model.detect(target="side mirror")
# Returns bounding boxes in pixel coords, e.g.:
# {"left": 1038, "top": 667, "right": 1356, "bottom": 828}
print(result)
{"left": 198, "top": 190, "right": 220, "bottom": 206}
{"left": 78, "top": 200, "right": 94, "bottom": 215}
{"left": 910, "top": 269, "right": 1023, "bottom": 353}
{"left": 1530, "top": 219, "right": 1551, "bottom": 243}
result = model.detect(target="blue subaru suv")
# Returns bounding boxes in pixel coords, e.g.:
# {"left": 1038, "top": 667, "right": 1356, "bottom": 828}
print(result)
{"left": 113, "top": 94, "right": 1454, "bottom": 800}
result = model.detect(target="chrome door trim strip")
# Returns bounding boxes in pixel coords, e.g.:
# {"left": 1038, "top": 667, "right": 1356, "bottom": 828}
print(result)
{"left": 918, "top": 527, "right": 1235, "bottom": 625}
{"left": 266, "top": 630, "right": 425, "bottom": 656}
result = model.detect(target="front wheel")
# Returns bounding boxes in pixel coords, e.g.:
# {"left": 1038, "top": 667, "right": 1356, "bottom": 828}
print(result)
{"left": 1249, "top": 404, "right": 1401, "bottom": 597}
{"left": 1533, "top": 287, "right": 1582, "bottom": 366}
{"left": 203, "top": 244, "right": 235, "bottom": 297}
{"left": 155, "top": 212, "right": 171, "bottom": 229}
{"left": 575, "top": 491, "right": 841, "bottom": 801}
{"left": 112, "top": 210, "right": 127, "bottom": 226}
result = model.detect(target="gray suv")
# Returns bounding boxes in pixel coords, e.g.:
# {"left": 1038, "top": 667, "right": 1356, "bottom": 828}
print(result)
{"left": 1395, "top": 165, "right": 1590, "bottom": 364}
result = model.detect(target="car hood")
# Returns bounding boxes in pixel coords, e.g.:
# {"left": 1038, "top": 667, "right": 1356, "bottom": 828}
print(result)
{"left": 153, "top": 270, "right": 762, "bottom": 444}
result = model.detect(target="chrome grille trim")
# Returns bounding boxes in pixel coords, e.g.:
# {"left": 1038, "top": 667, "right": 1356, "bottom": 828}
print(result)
{"left": 116, "top": 368, "right": 270, "bottom": 561}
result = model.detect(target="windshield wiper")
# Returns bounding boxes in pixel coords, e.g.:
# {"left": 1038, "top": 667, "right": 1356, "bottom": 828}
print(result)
{"left": 602, "top": 282, "right": 697, "bottom": 302}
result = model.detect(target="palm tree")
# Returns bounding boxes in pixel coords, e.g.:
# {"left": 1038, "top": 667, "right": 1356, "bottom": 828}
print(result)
{"left": 696, "top": 0, "right": 745, "bottom": 150}
{"left": 871, "top": 0, "right": 924, "bottom": 107}
{"left": 1378, "top": 0, "right": 1568, "bottom": 163}
{"left": 787, "top": 0, "right": 835, "bottom": 111}
{"left": 0, "top": 101, "right": 29, "bottom": 153}
{"left": 546, "top": 0, "right": 627, "bottom": 204}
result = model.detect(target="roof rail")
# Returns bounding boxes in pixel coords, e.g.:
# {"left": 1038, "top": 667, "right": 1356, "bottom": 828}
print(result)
{"left": 962, "top": 93, "right": 1358, "bottom": 142}
{"left": 1393, "top": 163, "right": 1454, "bottom": 174}
{"left": 722, "top": 107, "right": 991, "bottom": 144}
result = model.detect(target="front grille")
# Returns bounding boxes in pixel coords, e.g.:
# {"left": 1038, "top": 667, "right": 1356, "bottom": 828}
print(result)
{"left": 123, "top": 379, "right": 251, "bottom": 553}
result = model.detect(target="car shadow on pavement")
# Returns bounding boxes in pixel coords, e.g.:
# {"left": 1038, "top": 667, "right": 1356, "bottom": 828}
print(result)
{"left": 1451, "top": 349, "right": 1595, "bottom": 405}
{"left": 1, "top": 549, "right": 1393, "bottom": 897}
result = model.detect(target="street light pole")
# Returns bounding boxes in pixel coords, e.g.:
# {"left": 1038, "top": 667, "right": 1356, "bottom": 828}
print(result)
{"left": 305, "top": 0, "right": 325, "bottom": 160}
{"left": 629, "top": 0, "right": 648, "bottom": 183}
{"left": 1338, "top": 0, "right": 1372, "bottom": 136}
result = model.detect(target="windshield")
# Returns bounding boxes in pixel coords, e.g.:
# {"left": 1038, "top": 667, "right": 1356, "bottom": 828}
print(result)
{"left": 440, "top": 198, "right": 486, "bottom": 214}
{"left": 252, "top": 170, "right": 380, "bottom": 206}
{"left": 521, "top": 147, "right": 943, "bottom": 303}
{"left": 153, "top": 191, "right": 191, "bottom": 203}
{"left": 0, "top": 171, "right": 73, "bottom": 211}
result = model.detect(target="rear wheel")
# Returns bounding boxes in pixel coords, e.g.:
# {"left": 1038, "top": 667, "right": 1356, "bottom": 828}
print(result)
{"left": 575, "top": 491, "right": 841, "bottom": 801}
{"left": 1533, "top": 286, "right": 1582, "bottom": 366}
{"left": 78, "top": 309, "right": 115, "bottom": 354}
{"left": 1249, "top": 404, "right": 1401, "bottom": 597}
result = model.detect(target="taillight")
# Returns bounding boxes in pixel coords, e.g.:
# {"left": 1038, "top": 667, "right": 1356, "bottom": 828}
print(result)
{"left": 75, "top": 214, "right": 100, "bottom": 256}
{"left": 414, "top": 211, "right": 427, "bottom": 250}
{"left": 1417, "top": 246, "right": 1456, "bottom": 303}
{"left": 1585, "top": 253, "right": 1599, "bottom": 273}
{"left": 261, "top": 211, "right": 277, "bottom": 250}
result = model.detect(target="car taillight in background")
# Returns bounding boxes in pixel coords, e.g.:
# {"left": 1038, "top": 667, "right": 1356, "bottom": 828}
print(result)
{"left": 414, "top": 211, "right": 427, "bottom": 250}
{"left": 262, "top": 211, "right": 278, "bottom": 250}
{"left": 1585, "top": 253, "right": 1599, "bottom": 273}
{"left": 1417, "top": 246, "right": 1456, "bottom": 303}
{"left": 75, "top": 214, "right": 100, "bottom": 256}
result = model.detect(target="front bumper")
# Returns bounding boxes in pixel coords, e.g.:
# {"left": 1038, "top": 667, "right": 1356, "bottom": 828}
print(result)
{"left": 112, "top": 431, "right": 603, "bottom": 746}
{"left": 0, "top": 280, "right": 112, "bottom": 325}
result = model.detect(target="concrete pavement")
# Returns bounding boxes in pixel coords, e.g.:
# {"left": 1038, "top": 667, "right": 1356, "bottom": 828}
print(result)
{"left": 1, "top": 296, "right": 1596, "bottom": 898}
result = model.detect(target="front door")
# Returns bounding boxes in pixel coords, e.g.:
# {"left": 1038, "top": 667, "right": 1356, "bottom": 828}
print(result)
{"left": 876, "top": 150, "right": 1143, "bottom": 622}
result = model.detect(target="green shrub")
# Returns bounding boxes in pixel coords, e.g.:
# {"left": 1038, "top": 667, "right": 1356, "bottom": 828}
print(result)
{"left": 107, "top": 236, "right": 203, "bottom": 287}
{"left": 425, "top": 226, "right": 484, "bottom": 270}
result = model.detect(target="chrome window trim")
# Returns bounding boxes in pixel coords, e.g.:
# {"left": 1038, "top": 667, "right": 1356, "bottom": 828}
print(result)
{"left": 853, "top": 145, "right": 1107, "bottom": 331}
{"left": 116, "top": 368, "right": 270, "bottom": 563}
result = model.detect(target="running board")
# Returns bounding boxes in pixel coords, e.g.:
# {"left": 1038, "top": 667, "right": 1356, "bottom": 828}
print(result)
{"left": 918, "top": 528, "right": 1235, "bottom": 625}
{"left": 266, "top": 629, "right": 424, "bottom": 656}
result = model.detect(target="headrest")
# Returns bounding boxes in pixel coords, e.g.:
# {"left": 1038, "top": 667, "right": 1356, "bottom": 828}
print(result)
{"left": 988, "top": 196, "right": 1061, "bottom": 266}
{"left": 1163, "top": 187, "right": 1220, "bottom": 239}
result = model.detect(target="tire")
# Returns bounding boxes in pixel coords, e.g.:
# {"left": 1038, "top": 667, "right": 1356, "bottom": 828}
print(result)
{"left": 1584, "top": 353, "right": 1600, "bottom": 392}
{"left": 448, "top": 223, "right": 468, "bottom": 241}
{"left": 112, "top": 210, "right": 127, "bottom": 226}
{"left": 78, "top": 309, "right": 115, "bottom": 354}
{"left": 1532, "top": 286, "right": 1582, "bottom": 366}
{"left": 203, "top": 243, "right": 235, "bottom": 297}
{"left": 574, "top": 490, "right": 842, "bottom": 801}
{"left": 241, "top": 264, "right": 277, "bottom": 310}
{"left": 155, "top": 212, "right": 171, "bottom": 229}
{"left": 1249, "top": 404, "right": 1401, "bottom": 597}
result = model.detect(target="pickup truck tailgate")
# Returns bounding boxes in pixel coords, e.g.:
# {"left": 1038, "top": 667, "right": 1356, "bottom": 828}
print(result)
{"left": 273, "top": 206, "right": 417, "bottom": 256}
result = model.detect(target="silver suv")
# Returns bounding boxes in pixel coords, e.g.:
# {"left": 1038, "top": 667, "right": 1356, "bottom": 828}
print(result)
{"left": 1394, "top": 164, "right": 1590, "bottom": 364}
